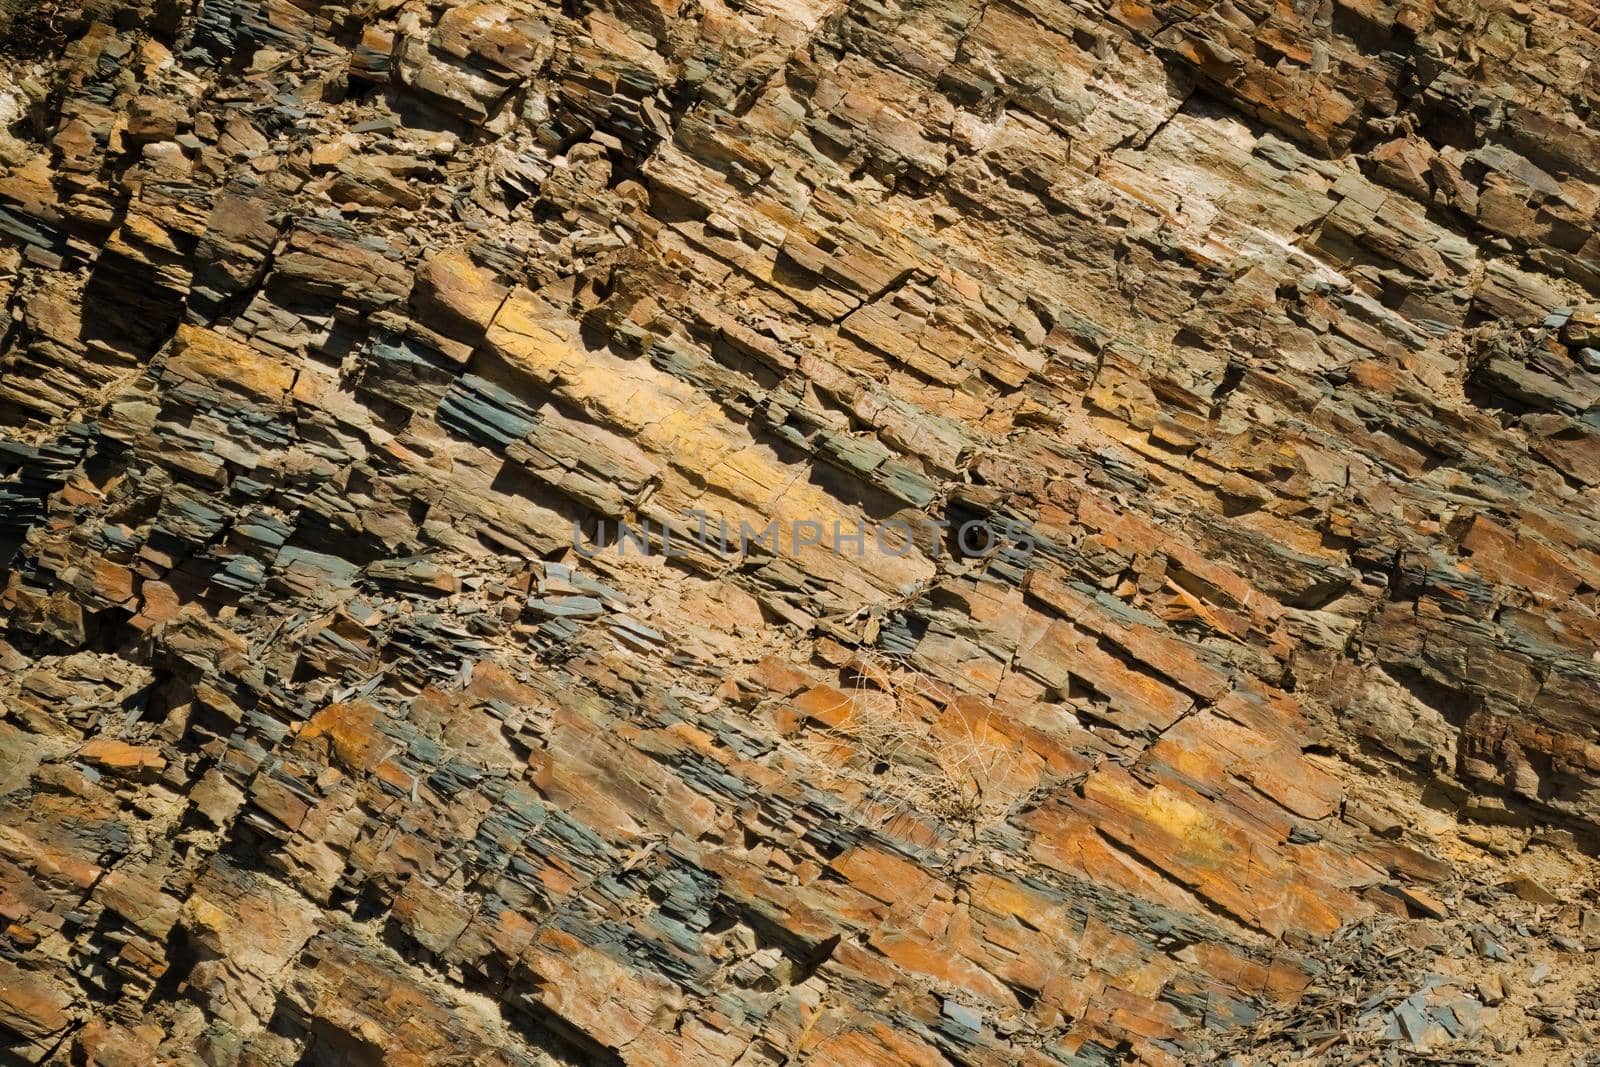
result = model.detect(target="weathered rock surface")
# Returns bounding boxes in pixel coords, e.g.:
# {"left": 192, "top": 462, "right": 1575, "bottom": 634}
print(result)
{"left": 0, "top": 0, "right": 1596, "bottom": 1061}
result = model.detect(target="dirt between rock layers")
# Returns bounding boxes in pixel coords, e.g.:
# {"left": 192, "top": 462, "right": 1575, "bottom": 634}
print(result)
{"left": 0, "top": 0, "right": 1598, "bottom": 1062}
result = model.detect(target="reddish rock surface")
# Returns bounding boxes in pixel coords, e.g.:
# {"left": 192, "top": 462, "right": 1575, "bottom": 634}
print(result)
{"left": 0, "top": 0, "right": 1597, "bottom": 1061}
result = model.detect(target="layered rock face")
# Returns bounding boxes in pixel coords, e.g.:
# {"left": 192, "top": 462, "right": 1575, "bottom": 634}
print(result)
{"left": 1, "top": 0, "right": 1598, "bottom": 1061}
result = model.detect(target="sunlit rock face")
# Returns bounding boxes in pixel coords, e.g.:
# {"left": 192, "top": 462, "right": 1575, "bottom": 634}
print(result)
{"left": 0, "top": 0, "right": 1598, "bottom": 1061}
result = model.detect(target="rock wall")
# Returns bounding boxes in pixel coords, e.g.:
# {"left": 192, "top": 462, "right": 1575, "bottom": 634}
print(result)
{"left": 0, "top": 0, "right": 1598, "bottom": 1061}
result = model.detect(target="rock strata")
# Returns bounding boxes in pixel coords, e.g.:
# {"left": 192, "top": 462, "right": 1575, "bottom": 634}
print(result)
{"left": 0, "top": 0, "right": 1597, "bottom": 1061}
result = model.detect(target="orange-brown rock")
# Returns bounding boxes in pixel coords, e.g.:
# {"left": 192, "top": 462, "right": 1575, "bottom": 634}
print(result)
{"left": 1, "top": 0, "right": 1598, "bottom": 1061}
